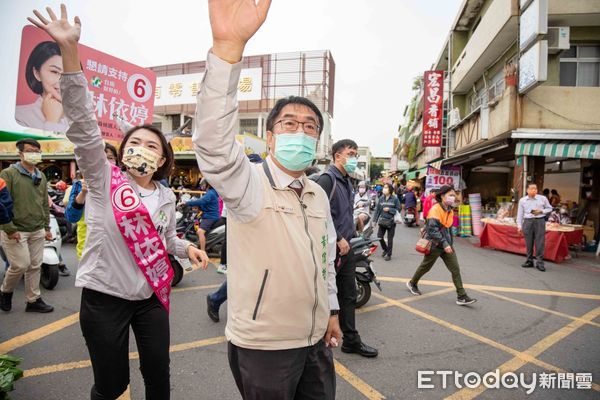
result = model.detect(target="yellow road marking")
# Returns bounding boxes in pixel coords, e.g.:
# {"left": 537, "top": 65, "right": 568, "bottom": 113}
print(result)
{"left": 445, "top": 306, "right": 600, "bottom": 399}
{"left": 0, "top": 313, "right": 80, "bottom": 354}
{"left": 117, "top": 385, "right": 131, "bottom": 400}
{"left": 473, "top": 288, "right": 600, "bottom": 328}
{"left": 172, "top": 283, "right": 220, "bottom": 293}
{"left": 372, "top": 292, "right": 600, "bottom": 391}
{"left": 356, "top": 288, "right": 454, "bottom": 314}
{"left": 334, "top": 359, "right": 386, "bottom": 400}
{"left": 2, "top": 284, "right": 220, "bottom": 355}
{"left": 378, "top": 276, "right": 600, "bottom": 300}
{"left": 24, "top": 336, "right": 228, "bottom": 378}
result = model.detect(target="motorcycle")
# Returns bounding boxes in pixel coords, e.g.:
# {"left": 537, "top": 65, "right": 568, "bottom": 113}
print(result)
{"left": 349, "top": 236, "right": 382, "bottom": 308}
{"left": 0, "top": 214, "right": 62, "bottom": 290}
{"left": 404, "top": 207, "right": 417, "bottom": 227}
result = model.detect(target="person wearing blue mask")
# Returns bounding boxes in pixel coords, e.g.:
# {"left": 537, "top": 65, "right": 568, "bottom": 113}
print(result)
{"left": 317, "top": 140, "right": 378, "bottom": 358}
{"left": 192, "top": 1, "right": 341, "bottom": 396}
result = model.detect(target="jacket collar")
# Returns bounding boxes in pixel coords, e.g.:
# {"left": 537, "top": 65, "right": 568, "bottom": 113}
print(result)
{"left": 12, "top": 162, "right": 41, "bottom": 179}
{"left": 262, "top": 159, "right": 315, "bottom": 195}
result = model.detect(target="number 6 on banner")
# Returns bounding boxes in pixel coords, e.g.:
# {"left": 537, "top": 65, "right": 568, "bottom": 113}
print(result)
{"left": 127, "top": 73, "right": 153, "bottom": 103}
{"left": 112, "top": 185, "right": 141, "bottom": 212}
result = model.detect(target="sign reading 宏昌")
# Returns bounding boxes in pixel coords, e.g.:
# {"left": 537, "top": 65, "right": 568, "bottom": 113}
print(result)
{"left": 422, "top": 70, "right": 444, "bottom": 148}
{"left": 14, "top": 26, "right": 156, "bottom": 141}
{"left": 154, "top": 68, "right": 262, "bottom": 106}
{"left": 425, "top": 166, "right": 460, "bottom": 194}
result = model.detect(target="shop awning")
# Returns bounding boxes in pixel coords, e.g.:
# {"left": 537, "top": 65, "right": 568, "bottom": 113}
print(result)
{"left": 516, "top": 141, "right": 600, "bottom": 160}
{"left": 405, "top": 166, "right": 427, "bottom": 180}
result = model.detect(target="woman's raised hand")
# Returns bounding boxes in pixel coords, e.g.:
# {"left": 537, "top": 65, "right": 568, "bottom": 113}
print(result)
{"left": 28, "top": 4, "right": 81, "bottom": 46}
{"left": 208, "top": 0, "right": 271, "bottom": 63}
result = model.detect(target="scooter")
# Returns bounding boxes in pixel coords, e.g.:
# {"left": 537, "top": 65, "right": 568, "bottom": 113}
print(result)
{"left": 404, "top": 207, "right": 417, "bottom": 227}
{"left": 0, "top": 214, "right": 62, "bottom": 290}
{"left": 349, "top": 236, "right": 382, "bottom": 308}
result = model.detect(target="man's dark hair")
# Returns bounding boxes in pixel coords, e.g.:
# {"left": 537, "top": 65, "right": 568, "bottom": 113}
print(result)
{"left": 266, "top": 96, "right": 324, "bottom": 135}
{"left": 527, "top": 183, "right": 538, "bottom": 189}
{"left": 104, "top": 142, "right": 118, "bottom": 160}
{"left": 16, "top": 138, "right": 41, "bottom": 152}
{"left": 25, "top": 41, "right": 61, "bottom": 95}
{"left": 543, "top": 188, "right": 550, "bottom": 195}
{"left": 331, "top": 139, "right": 358, "bottom": 158}
{"left": 118, "top": 125, "right": 174, "bottom": 181}
{"left": 551, "top": 189, "right": 559, "bottom": 195}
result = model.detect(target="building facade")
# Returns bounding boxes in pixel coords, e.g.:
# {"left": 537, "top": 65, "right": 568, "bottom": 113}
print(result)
{"left": 394, "top": 0, "right": 600, "bottom": 238}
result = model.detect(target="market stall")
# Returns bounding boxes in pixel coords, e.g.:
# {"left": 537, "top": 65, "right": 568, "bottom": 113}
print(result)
{"left": 479, "top": 219, "right": 583, "bottom": 263}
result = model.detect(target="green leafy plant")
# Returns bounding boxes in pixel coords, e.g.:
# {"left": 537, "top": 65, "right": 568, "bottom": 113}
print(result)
{"left": 0, "top": 354, "right": 23, "bottom": 400}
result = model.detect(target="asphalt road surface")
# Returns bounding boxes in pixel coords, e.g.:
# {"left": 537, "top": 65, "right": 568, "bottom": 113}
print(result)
{"left": 1, "top": 224, "right": 599, "bottom": 399}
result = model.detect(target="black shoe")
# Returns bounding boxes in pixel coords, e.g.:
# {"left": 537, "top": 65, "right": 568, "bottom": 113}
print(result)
{"left": 206, "top": 295, "right": 219, "bottom": 323}
{"left": 381, "top": 251, "right": 387, "bottom": 258}
{"left": 384, "top": 254, "right": 391, "bottom": 261}
{"left": 341, "top": 342, "right": 379, "bottom": 358}
{"left": 58, "top": 264, "right": 71, "bottom": 277}
{"left": 25, "top": 298, "right": 54, "bottom": 313}
{"left": 0, "top": 291, "right": 13, "bottom": 312}
{"left": 406, "top": 281, "right": 422, "bottom": 296}
{"left": 456, "top": 295, "right": 477, "bottom": 306}
{"left": 535, "top": 264, "right": 546, "bottom": 272}
{"left": 521, "top": 261, "right": 534, "bottom": 268}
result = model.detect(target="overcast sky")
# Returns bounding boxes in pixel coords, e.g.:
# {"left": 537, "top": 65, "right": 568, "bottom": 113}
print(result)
{"left": 0, "top": 0, "right": 461, "bottom": 157}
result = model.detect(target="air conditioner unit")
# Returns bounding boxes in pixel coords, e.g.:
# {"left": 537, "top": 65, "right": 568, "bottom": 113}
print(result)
{"left": 448, "top": 107, "right": 461, "bottom": 127}
{"left": 547, "top": 27, "right": 570, "bottom": 54}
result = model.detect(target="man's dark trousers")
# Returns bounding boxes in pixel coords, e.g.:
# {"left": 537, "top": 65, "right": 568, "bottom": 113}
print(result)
{"left": 523, "top": 218, "right": 545, "bottom": 266}
{"left": 228, "top": 340, "right": 335, "bottom": 399}
{"left": 336, "top": 251, "right": 361, "bottom": 346}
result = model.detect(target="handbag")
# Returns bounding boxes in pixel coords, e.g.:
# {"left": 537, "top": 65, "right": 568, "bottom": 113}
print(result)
{"left": 378, "top": 217, "right": 394, "bottom": 228}
{"left": 415, "top": 228, "right": 432, "bottom": 255}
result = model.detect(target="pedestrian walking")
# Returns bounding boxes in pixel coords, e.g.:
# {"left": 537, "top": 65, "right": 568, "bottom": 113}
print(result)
{"left": 517, "top": 183, "right": 553, "bottom": 272}
{"left": 406, "top": 185, "right": 477, "bottom": 306}
{"left": 317, "top": 140, "right": 378, "bottom": 358}
{"left": 373, "top": 183, "right": 401, "bottom": 261}
{"left": 0, "top": 138, "right": 54, "bottom": 314}
{"left": 193, "top": 1, "right": 342, "bottom": 397}
{"left": 28, "top": 6, "right": 209, "bottom": 399}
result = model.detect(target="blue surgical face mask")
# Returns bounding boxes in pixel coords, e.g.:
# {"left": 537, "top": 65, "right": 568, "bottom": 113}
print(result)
{"left": 273, "top": 132, "right": 317, "bottom": 171}
{"left": 344, "top": 156, "right": 358, "bottom": 174}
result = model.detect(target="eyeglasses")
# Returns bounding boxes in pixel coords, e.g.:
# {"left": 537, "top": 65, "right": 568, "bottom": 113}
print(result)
{"left": 274, "top": 119, "right": 320, "bottom": 136}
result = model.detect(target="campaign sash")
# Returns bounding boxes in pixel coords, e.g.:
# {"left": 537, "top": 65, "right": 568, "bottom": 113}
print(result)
{"left": 109, "top": 165, "right": 173, "bottom": 311}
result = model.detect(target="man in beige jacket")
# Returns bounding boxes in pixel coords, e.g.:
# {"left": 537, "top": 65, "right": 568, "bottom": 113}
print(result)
{"left": 193, "top": 1, "right": 341, "bottom": 399}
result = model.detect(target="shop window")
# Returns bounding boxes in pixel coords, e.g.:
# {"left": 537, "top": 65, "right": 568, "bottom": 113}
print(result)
{"left": 240, "top": 118, "right": 258, "bottom": 136}
{"left": 559, "top": 45, "right": 600, "bottom": 87}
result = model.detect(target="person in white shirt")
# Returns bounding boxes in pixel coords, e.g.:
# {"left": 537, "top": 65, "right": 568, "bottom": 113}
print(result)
{"left": 517, "top": 183, "right": 553, "bottom": 271}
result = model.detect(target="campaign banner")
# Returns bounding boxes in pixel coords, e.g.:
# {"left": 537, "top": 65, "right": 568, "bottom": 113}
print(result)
{"left": 422, "top": 70, "right": 444, "bottom": 148}
{"left": 14, "top": 25, "right": 156, "bottom": 141}
{"left": 425, "top": 166, "right": 460, "bottom": 194}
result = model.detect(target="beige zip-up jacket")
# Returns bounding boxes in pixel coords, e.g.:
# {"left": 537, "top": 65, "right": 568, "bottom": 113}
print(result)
{"left": 193, "top": 52, "right": 338, "bottom": 350}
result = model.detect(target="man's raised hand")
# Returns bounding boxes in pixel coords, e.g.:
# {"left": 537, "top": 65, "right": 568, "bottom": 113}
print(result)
{"left": 208, "top": 0, "right": 272, "bottom": 63}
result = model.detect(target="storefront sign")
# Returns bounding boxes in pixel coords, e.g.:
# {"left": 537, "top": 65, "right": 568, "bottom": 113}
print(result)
{"left": 425, "top": 166, "right": 461, "bottom": 194}
{"left": 155, "top": 68, "right": 262, "bottom": 106}
{"left": 422, "top": 70, "right": 444, "bottom": 147}
{"left": 14, "top": 26, "right": 156, "bottom": 141}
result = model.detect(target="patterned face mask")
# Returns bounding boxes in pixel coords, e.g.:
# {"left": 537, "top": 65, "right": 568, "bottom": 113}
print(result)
{"left": 122, "top": 146, "right": 163, "bottom": 177}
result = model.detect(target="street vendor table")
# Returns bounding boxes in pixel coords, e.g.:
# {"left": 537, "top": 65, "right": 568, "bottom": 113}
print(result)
{"left": 479, "top": 222, "right": 583, "bottom": 263}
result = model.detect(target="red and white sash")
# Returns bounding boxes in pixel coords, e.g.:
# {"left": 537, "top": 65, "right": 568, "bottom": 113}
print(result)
{"left": 110, "top": 165, "right": 173, "bottom": 311}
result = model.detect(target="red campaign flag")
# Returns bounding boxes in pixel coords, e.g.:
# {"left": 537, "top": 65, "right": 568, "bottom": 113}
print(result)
{"left": 15, "top": 26, "right": 156, "bottom": 142}
{"left": 422, "top": 70, "right": 444, "bottom": 148}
